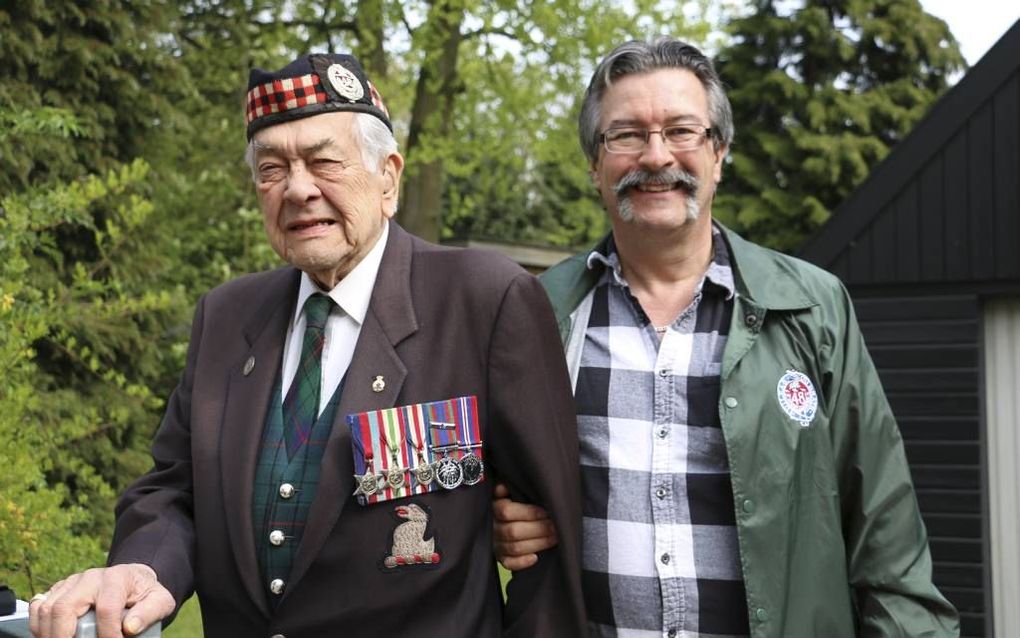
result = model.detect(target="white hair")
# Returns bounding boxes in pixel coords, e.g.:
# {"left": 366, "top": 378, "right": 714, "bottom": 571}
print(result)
{"left": 244, "top": 112, "right": 398, "bottom": 178}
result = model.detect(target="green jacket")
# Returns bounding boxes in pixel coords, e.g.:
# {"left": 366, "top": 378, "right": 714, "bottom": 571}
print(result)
{"left": 539, "top": 224, "right": 959, "bottom": 638}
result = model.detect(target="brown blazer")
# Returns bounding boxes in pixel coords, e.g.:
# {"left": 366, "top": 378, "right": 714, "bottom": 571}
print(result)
{"left": 108, "top": 222, "right": 585, "bottom": 637}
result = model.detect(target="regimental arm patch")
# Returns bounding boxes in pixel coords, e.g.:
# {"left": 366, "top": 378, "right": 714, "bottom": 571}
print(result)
{"left": 381, "top": 502, "right": 441, "bottom": 572}
{"left": 776, "top": 369, "right": 818, "bottom": 427}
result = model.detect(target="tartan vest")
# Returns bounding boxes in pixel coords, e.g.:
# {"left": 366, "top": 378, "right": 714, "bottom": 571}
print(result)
{"left": 252, "top": 371, "right": 345, "bottom": 601}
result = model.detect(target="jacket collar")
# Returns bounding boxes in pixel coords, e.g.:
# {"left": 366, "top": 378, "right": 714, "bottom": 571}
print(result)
{"left": 577, "top": 222, "right": 818, "bottom": 312}
{"left": 717, "top": 222, "right": 818, "bottom": 311}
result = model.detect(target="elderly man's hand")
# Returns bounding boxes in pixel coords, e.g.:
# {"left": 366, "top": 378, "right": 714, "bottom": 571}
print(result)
{"left": 28, "top": 563, "right": 174, "bottom": 638}
{"left": 492, "top": 483, "right": 560, "bottom": 571}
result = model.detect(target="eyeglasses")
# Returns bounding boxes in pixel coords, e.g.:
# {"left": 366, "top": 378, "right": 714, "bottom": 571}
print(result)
{"left": 599, "top": 124, "right": 713, "bottom": 154}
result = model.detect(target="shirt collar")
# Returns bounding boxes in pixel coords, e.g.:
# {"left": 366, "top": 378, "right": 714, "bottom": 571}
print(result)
{"left": 293, "top": 222, "right": 389, "bottom": 325}
{"left": 586, "top": 223, "right": 735, "bottom": 300}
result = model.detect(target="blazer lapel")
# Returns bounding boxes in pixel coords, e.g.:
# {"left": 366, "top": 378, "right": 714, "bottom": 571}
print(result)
{"left": 286, "top": 222, "right": 419, "bottom": 593}
{"left": 220, "top": 268, "right": 299, "bottom": 617}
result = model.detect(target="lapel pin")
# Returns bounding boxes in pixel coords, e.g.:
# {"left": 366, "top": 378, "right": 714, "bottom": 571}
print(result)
{"left": 372, "top": 375, "right": 386, "bottom": 393}
{"left": 243, "top": 356, "right": 256, "bottom": 376}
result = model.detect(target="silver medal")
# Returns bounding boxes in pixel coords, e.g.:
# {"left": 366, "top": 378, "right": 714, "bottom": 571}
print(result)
{"left": 353, "top": 469, "right": 381, "bottom": 497}
{"left": 386, "top": 466, "right": 406, "bottom": 491}
{"left": 414, "top": 461, "right": 435, "bottom": 486}
{"left": 460, "top": 453, "right": 484, "bottom": 485}
{"left": 434, "top": 456, "right": 464, "bottom": 490}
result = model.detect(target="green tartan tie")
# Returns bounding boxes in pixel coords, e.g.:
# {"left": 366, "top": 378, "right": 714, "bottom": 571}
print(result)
{"left": 283, "top": 293, "right": 335, "bottom": 459}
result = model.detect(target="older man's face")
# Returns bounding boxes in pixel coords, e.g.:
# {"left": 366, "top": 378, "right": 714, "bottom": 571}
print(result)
{"left": 252, "top": 111, "right": 402, "bottom": 289}
{"left": 591, "top": 68, "right": 726, "bottom": 231}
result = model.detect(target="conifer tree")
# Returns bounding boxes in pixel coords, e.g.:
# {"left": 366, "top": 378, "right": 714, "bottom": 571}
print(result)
{"left": 714, "top": 0, "right": 965, "bottom": 252}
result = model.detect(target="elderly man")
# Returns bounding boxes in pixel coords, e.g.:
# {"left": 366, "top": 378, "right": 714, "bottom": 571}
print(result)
{"left": 30, "top": 53, "right": 585, "bottom": 637}
{"left": 493, "top": 38, "right": 958, "bottom": 637}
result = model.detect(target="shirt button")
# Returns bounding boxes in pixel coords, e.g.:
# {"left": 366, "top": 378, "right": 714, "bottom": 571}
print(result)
{"left": 279, "top": 483, "right": 295, "bottom": 499}
{"left": 724, "top": 396, "right": 738, "bottom": 408}
{"left": 658, "top": 368, "right": 670, "bottom": 377}
{"left": 655, "top": 486, "right": 668, "bottom": 499}
{"left": 742, "top": 499, "right": 755, "bottom": 514}
{"left": 656, "top": 426, "right": 669, "bottom": 439}
{"left": 745, "top": 314, "right": 758, "bottom": 327}
{"left": 660, "top": 553, "right": 671, "bottom": 565}
{"left": 667, "top": 630, "right": 677, "bottom": 638}
{"left": 269, "top": 578, "right": 285, "bottom": 595}
{"left": 755, "top": 607, "right": 769, "bottom": 622}
{"left": 269, "top": 530, "right": 286, "bottom": 546}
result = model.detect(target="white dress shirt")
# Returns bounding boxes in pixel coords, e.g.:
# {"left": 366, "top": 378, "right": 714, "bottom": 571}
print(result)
{"left": 280, "top": 223, "right": 389, "bottom": 415}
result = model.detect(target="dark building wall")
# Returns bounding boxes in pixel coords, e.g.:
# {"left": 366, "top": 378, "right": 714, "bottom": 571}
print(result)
{"left": 804, "top": 21, "right": 1020, "bottom": 289}
{"left": 825, "top": 65, "right": 1019, "bottom": 287}
{"left": 852, "top": 291, "right": 986, "bottom": 636}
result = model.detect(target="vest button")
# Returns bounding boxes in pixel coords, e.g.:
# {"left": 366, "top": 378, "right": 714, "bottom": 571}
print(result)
{"left": 269, "top": 530, "right": 286, "bottom": 546}
{"left": 724, "top": 396, "right": 738, "bottom": 409}
{"left": 755, "top": 607, "right": 769, "bottom": 622}
{"left": 269, "top": 578, "right": 285, "bottom": 595}
{"left": 279, "top": 483, "right": 295, "bottom": 499}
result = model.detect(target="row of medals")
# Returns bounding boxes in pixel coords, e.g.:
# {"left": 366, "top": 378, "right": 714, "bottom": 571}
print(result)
{"left": 354, "top": 446, "right": 484, "bottom": 497}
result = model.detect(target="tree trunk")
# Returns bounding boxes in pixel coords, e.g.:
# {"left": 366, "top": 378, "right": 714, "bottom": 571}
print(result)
{"left": 396, "top": 0, "right": 464, "bottom": 242}
{"left": 355, "top": 0, "right": 387, "bottom": 78}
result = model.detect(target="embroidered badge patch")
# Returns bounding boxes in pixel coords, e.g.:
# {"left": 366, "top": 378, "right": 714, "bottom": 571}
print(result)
{"left": 776, "top": 369, "right": 818, "bottom": 426}
{"left": 381, "top": 502, "right": 441, "bottom": 571}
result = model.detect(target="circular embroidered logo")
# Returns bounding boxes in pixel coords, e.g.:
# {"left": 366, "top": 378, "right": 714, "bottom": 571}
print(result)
{"left": 776, "top": 369, "right": 818, "bottom": 426}
{"left": 326, "top": 63, "right": 364, "bottom": 102}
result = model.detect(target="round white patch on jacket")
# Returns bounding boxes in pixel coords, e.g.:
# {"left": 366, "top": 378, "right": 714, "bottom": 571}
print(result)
{"left": 777, "top": 369, "right": 818, "bottom": 426}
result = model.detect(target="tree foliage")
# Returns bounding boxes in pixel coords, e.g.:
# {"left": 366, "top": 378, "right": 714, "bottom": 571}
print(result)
{"left": 714, "top": 0, "right": 965, "bottom": 251}
{"left": 0, "top": 109, "right": 176, "bottom": 592}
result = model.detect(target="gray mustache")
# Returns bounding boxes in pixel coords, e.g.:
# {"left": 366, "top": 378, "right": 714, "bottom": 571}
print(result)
{"left": 614, "top": 169, "right": 700, "bottom": 197}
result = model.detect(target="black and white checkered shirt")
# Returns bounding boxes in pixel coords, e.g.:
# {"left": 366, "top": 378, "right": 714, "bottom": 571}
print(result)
{"left": 575, "top": 229, "right": 750, "bottom": 637}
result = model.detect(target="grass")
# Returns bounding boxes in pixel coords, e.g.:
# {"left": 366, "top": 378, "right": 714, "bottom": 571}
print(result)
{"left": 163, "top": 597, "right": 202, "bottom": 638}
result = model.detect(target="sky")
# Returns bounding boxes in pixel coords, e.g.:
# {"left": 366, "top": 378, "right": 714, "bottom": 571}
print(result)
{"left": 920, "top": 0, "right": 1020, "bottom": 65}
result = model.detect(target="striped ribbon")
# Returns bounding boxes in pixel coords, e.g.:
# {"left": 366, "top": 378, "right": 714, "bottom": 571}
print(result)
{"left": 348, "top": 396, "right": 480, "bottom": 505}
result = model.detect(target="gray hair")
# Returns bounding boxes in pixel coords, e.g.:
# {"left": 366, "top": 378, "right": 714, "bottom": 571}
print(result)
{"left": 578, "top": 38, "right": 734, "bottom": 164}
{"left": 244, "top": 112, "right": 398, "bottom": 178}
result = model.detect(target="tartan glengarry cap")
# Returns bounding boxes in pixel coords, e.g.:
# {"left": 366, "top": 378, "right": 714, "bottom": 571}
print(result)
{"left": 245, "top": 53, "right": 391, "bottom": 140}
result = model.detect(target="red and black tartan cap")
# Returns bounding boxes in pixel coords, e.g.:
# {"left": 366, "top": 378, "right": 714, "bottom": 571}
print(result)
{"left": 245, "top": 53, "right": 391, "bottom": 140}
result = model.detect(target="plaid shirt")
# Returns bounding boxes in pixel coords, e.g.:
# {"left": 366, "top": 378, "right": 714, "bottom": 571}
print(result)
{"left": 576, "top": 229, "right": 750, "bottom": 637}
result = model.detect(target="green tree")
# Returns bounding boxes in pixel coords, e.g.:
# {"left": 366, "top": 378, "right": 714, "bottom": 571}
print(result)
{"left": 0, "top": 1, "right": 197, "bottom": 592}
{"left": 714, "top": 0, "right": 965, "bottom": 252}
{"left": 174, "top": 0, "right": 712, "bottom": 245}
{"left": 0, "top": 106, "right": 176, "bottom": 593}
